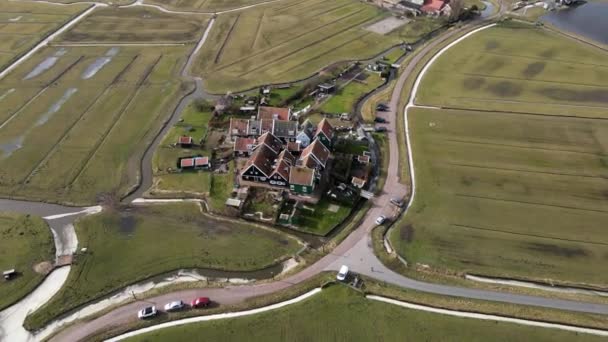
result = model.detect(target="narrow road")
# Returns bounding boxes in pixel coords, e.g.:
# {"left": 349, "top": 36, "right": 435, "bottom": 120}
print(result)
{"left": 50, "top": 20, "right": 608, "bottom": 342}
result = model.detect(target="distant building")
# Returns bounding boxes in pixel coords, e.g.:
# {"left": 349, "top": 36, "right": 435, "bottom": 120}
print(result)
{"left": 233, "top": 137, "right": 256, "bottom": 157}
{"left": 258, "top": 106, "right": 291, "bottom": 121}
{"left": 289, "top": 166, "right": 316, "bottom": 195}
{"left": 314, "top": 118, "right": 335, "bottom": 148}
{"left": 178, "top": 156, "right": 210, "bottom": 170}
{"left": 177, "top": 136, "right": 193, "bottom": 148}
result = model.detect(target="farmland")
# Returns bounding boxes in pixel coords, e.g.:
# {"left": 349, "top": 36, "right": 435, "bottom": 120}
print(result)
{"left": 193, "top": 0, "right": 441, "bottom": 93}
{"left": 26, "top": 202, "right": 300, "bottom": 330}
{"left": 145, "top": 0, "right": 271, "bottom": 12}
{"left": 0, "top": 6, "right": 209, "bottom": 205}
{"left": 0, "top": 212, "right": 54, "bottom": 311}
{"left": 0, "top": 1, "right": 88, "bottom": 70}
{"left": 126, "top": 285, "right": 603, "bottom": 342}
{"left": 391, "top": 22, "right": 608, "bottom": 287}
{"left": 319, "top": 71, "right": 384, "bottom": 114}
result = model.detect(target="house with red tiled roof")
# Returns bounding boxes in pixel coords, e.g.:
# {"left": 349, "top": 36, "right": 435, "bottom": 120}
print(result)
{"left": 256, "top": 132, "right": 283, "bottom": 154}
{"left": 241, "top": 144, "right": 277, "bottom": 183}
{"left": 234, "top": 137, "right": 256, "bottom": 157}
{"left": 258, "top": 106, "right": 291, "bottom": 121}
{"left": 229, "top": 118, "right": 249, "bottom": 141}
{"left": 300, "top": 139, "right": 330, "bottom": 169}
{"left": 289, "top": 166, "right": 316, "bottom": 195}
{"left": 287, "top": 141, "right": 301, "bottom": 154}
{"left": 178, "top": 156, "right": 210, "bottom": 170}
{"left": 268, "top": 158, "right": 291, "bottom": 187}
{"left": 177, "top": 136, "right": 193, "bottom": 148}
{"left": 314, "top": 118, "right": 334, "bottom": 148}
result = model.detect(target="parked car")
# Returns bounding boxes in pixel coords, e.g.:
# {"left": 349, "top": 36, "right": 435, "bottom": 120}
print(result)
{"left": 375, "top": 126, "right": 388, "bottom": 132}
{"left": 374, "top": 117, "right": 387, "bottom": 123}
{"left": 137, "top": 306, "right": 157, "bottom": 319}
{"left": 164, "top": 300, "right": 185, "bottom": 312}
{"left": 390, "top": 198, "right": 404, "bottom": 208}
{"left": 376, "top": 105, "right": 389, "bottom": 111}
{"left": 336, "top": 265, "right": 349, "bottom": 281}
{"left": 375, "top": 215, "right": 386, "bottom": 225}
{"left": 191, "top": 297, "right": 210, "bottom": 308}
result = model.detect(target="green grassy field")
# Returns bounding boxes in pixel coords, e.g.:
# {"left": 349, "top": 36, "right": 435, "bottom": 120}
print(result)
{"left": 151, "top": 103, "right": 213, "bottom": 196}
{"left": 0, "top": 1, "right": 88, "bottom": 69}
{"left": 0, "top": 212, "right": 54, "bottom": 311}
{"left": 0, "top": 43, "right": 192, "bottom": 205}
{"left": 416, "top": 22, "right": 608, "bottom": 117}
{"left": 292, "top": 197, "right": 351, "bottom": 235}
{"left": 125, "top": 285, "right": 604, "bottom": 342}
{"left": 25, "top": 202, "right": 299, "bottom": 330}
{"left": 193, "top": 0, "right": 402, "bottom": 93}
{"left": 60, "top": 7, "right": 208, "bottom": 43}
{"left": 391, "top": 22, "right": 608, "bottom": 287}
{"left": 320, "top": 71, "right": 384, "bottom": 114}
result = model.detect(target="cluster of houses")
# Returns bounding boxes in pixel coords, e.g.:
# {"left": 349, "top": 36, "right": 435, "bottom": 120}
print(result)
{"left": 374, "top": 0, "right": 450, "bottom": 15}
{"left": 230, "top": 106, "right": 335, "bottom": 197}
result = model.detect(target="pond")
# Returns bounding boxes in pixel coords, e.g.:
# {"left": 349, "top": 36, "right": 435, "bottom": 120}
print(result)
{"left": 542, "top": 1, "right": 608, "bottom": 45}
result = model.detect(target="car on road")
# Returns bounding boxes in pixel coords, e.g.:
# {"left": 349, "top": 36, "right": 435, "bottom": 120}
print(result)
{"left": 191, "top": 297, "right": 210, "bottom": 308}
{"left": 376, "top": 104, "right": 389, "bottom": 111}
{"left": 137, "top": 306, "right": 157, "bottom": 319}
{"left": 336, "top": 265, "right": 349, "bottom": 281}
{"left": 374, "top": 117, "right": 387, "bottom": 123}
{"left": 164, "top": 300, "right": 185, "bottom": 312}
{"left": 375, "top": 215, "right": 386, "bottom": 225}
{"left": 375, "top": 126, "right": 388, "bottom": 132}
{"left": 390, "top": 198, "right": 404, "bottom": 208}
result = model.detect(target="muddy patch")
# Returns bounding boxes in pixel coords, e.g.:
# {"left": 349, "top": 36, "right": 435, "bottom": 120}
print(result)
{"left": 526, "top": 242, "right": 588, "bottom": 258}
{"left": 539, "top": 48, "right": 558, "bottom": 58}
{"left": 0, "top": 88, "right": 15, "bottom": 102}
{"left": 522, "top": 62, "right": 545, "bottom": 78}
{"left": 400, "top": 224, "right": 415, "bottom": 243}
{"left": 365, "top": 16, "right": 410, "bottom": 35}
{"left": 462, "top": 77, "right": 486, "bottom": 90}
{"left": 0, "top": 135, "right": 25, "bottom": 158}
{"left": 485, "top": 40, "right": 499, "bottom": 51}
{"left": 480, "top": 57, "right": 505, "bottom": 72}
{"left": 538, "top": 87, "right": 608, "bottom": 103}
{"left": 33, "top": 261, "right": 54, "bottom": 275}
{"left": 486, "top": 81, "right": 522, "bottom": 97}
{"left": 23, "top": 48, "right": 67, "bottom": 80}
{"left": 118, "top": 215, "right": 136, "bottom": 235}
{"left": 36, "top": 88, "right": 78, "bottom": 126}
{"left": 81, "top": 47, "right": 119, "bottom": 79}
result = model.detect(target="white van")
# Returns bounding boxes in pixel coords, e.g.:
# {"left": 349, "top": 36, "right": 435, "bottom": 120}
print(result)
{"left": 336, "top": 265, "right": 349, "bottom": 281}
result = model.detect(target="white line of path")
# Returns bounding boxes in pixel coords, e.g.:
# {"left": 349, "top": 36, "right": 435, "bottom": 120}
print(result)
{"left": 466, "top": 275, "right": 608, "bottom": 297}
{"left": 401, "top": 23, "right": 497, "bottom": 219}
{"left": 53, "top": 43, "right": 186, "bottom": 47}
{"left": 131, "top": 198, "right": 204, "bottom": 204}
{"left": 43, "top": 205, "right": 102, "bottom": 220}
{"left": 367, "top": 295, "right": 608, "bottom": 337}
{"left": 0, "top": 4, "right": 103, "bottom": 80}
{"left": 104, "top": 288, "right": 322, "bottom": 342}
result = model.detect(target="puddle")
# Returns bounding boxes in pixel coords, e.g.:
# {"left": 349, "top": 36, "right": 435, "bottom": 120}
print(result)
{"left": 0, "top": 135, "right": 25, "bottom": 158}
{"left": 81, "top": 47, "right": 119, "bottom": 79}
{"left": 23, "top": 49, "right": 67, "bottom": 80}
{"left": 36, "top": 88, "right": 78, "bottom": 126}
{"left": 0, "top": 88, "right": 15, "bottom": 102}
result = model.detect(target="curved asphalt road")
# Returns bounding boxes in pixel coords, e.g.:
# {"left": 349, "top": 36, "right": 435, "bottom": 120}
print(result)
{"left": 49, "top": 16, "right": 608, "bottom": 342}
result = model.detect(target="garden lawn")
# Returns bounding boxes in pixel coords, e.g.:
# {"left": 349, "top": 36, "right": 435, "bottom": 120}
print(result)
{"left": 0, "top": 213, "right": 54, "bottom": 311}
{"left": 293, "top": 197, "right": 351, "bottom": 235}
{"left": 25, "top": 203, "right": 299, "bottom": 330}
{"left": 126, "top": 285, "right": 604, "bottom": 342}
{"left": 320, "top": 71, "right": 384, "bottom": 114}
{"left": 152, "top": 103, "right": 214, "bottom": 195}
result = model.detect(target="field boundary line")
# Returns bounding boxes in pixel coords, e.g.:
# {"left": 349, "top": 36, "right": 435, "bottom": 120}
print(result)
{"left": 213, "top": 13, "right": 240, "bottom": 64}
{"left": 237, "top": 14, "right": 378, "bottom": 77}
{"left": 273, "top": 0, "right": 324, "bottom": 14}
{"left": 213, "top": 7, "right": 367, "bottom": 72}
{"left": 0, "top": 56, "right": 83, "bottom": 131}
{"left": 460, "top": 72, "right": 608, "bottom": 89}
{"left": 250, "top": 10, "right": 264, "bottom": 50}
{"left": 446, "top": 162, "right": 606, "bottom": 179}
{"left": 367, "top": 295, "right": 608, "bottom": 337}
{"left": 450, "top": 223, "right": 608, "bottom": 246}
{"left": 0, "top": 4, "right": 99, "bottom": 80}
{"left": 465, "top": 275, "right": 608, "bottom": 297}
{"left": 66, "top": 55, "right": 162, "bottom": 188}
{"left": 20, "top": 55, "right": 140, "bottom": 186}
{"left": 436, "top": 105, "right": 608, "bottom": 121}
{"left": 52, "top": 43, "right": 187, "bottom": 47}
{"left": 449, "top": 97, "right": 608, "bottom": 110}
{"left": 454, "top": 193, "right": 608, "bottom": 214}
{"left": 444, "top": 139, "right": 606, "bottom": 156}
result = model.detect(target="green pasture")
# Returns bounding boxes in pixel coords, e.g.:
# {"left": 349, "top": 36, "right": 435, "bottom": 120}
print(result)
{"left": 144, "top": 0, "right": 269, "bottom": 11}
{"left": 320, "top": 71, "right": 384, "bottom": 114}
{"left": 0, "top": 212, "right": 54, "bottom": 311}
{"left": 292, "top": 197, "right": 351, "bottom": 236}
{"left": 25, "top": 202, "right": 299, "bottom": 331}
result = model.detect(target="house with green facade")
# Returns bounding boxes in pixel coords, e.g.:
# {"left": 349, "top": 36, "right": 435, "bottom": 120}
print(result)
{"left": 289, "top": 166, "right": 316, "bottom": 195}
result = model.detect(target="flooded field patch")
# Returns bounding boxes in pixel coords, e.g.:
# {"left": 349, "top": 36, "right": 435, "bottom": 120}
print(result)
{"left": 81, "top": 47, "right": 119, "bottom": 79}
{"left": 23, "top": 49, "right": 67, "bottom": 80}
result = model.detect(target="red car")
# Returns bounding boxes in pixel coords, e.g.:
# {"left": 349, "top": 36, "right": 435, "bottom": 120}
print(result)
{"left": 191, "top": 297, "right": 210, "bottom": 308}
